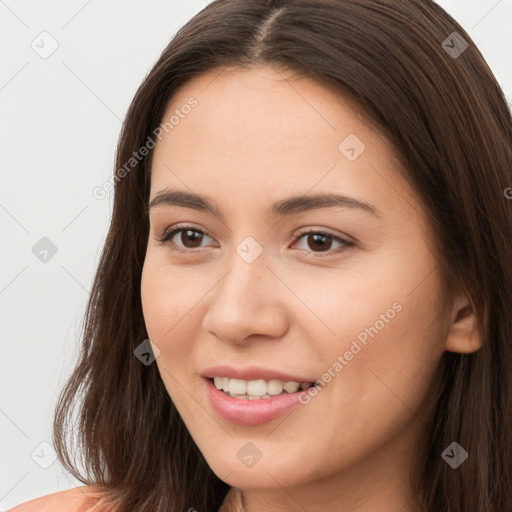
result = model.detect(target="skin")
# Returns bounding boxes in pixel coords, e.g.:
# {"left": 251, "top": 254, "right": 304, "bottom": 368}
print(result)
{"left": 140, "top": 64, "right": 482, "bottom": 512}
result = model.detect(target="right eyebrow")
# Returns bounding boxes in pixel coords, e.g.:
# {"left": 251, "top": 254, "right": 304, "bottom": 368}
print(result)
{"left": 148, "top": 190, "right": 223, "bottom": 218}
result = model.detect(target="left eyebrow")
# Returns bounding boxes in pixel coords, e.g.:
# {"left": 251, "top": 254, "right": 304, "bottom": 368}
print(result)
{"left": 147, "top": 189, "right": 382, "bottom": 220}
{"left": 270, "top": 193, "right": 381, "bottom": 218}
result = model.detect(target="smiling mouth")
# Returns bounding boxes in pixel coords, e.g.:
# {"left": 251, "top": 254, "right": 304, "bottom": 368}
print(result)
{"left": 208, "top": 376, "right": 318, "bottom": 400}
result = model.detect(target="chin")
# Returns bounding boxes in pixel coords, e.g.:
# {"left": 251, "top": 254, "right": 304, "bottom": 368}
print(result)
{"left": 206, "top": 449, "right": 314, "bottom": 490}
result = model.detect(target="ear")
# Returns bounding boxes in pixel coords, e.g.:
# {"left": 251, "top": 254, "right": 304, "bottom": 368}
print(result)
{"left": 444, "top": 292, "right": 482, "bottom": 354}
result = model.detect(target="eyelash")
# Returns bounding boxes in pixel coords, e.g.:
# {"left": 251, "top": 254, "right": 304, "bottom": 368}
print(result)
{"left": 154, "top": 224, "right": 355, "bottom": 258}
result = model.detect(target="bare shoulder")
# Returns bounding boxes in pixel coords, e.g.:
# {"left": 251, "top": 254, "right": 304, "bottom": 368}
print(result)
{"left": 9, "top": 485, "right": 106, "bottom": 512}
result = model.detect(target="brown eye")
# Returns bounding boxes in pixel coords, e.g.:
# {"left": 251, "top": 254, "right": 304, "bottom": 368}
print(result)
{"left": 156, "top": 225, "right": 214, "bottom": 252}
{"left": 293, "top": 230, "right": 355, "bottom": 257}
{"left": 305, "top": 233, "right": 332, "bottom": 252}
{"left": 176, "top": 229, "right": 204, "bottom": 249}
{"left": 156, "top": 225, "right": 355, "bottom": 257}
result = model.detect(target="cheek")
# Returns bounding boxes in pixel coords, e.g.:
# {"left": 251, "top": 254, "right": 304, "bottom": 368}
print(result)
{"left": 363, "top": 296, "right": 445, "bottom": 402}
{"left": 330, "top": 293, "right": 443, "bottom": 429}
{"left": 140, "top": 256, "right": 207, "bottom": 392}
{"left": 141, "top": 263, "right": 190, "bottom": 406}
{"left": 308, "top": 260, "right": 445, "bottom": 423}
{"left": 141, "top": 255, "right": 194, "bottom": 340}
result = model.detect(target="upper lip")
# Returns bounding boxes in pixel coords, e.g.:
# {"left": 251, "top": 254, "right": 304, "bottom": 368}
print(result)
{"left": 201, "top": 365, "right": 316, "bottom": 383}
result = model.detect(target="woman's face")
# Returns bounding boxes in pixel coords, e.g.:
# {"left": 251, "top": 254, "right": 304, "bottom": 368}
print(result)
{"left": 141, "top": 65, "right": 453, "bottom": 495}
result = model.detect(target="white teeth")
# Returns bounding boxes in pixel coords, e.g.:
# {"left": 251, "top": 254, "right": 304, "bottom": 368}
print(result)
{"left": 283, "top": 382, "right": 300, "bottom": 393}
{"left": 267, "top": 379, "right": 284, "bottom": 395}
{"left": 246, "top": 379, "right": 267, "bottom": 396}
{"left": 229, "top": 378, "right": 247, "bottom": 395}
{"left": 212, "top": 376, "right": 314, "bottom": 398}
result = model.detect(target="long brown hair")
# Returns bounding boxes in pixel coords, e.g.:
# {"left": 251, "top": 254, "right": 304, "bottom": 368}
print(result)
{"left": 52, "top": 1, "right": 512, "bottom": 510}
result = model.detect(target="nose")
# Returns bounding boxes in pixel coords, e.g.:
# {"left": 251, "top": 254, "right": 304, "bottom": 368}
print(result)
{"left": 202, "top": 252, "right": 289, "bottom": 345}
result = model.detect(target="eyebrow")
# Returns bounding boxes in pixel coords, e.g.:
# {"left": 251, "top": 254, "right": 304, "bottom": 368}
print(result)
{"left": 148, "top": 189, "right": 382, "bottom": 220}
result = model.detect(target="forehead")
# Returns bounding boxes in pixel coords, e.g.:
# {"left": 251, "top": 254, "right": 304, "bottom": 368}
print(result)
{"left": 149, "top": 65, "right": 419, "bottom": 222}
{"left": 156, "top": 65, "right": 373, "bottom": 159}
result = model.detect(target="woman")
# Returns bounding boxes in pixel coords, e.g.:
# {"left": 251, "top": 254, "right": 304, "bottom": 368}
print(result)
{"left": 12, "top": 0, "right": 512, "bottom": 511}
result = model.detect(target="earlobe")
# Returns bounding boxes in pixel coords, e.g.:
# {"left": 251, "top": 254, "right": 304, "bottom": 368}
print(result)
{"left": 444, "top": 293, "right": 483, "bottom": 354}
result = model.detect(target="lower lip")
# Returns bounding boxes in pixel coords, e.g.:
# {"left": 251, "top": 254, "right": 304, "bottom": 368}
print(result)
{"left": 203, "top": 377, "right": 308, "bottom": 426}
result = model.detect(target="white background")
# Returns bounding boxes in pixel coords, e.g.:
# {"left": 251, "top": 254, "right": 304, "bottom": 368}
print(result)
{"left": 1, "top": 0, "right": 511, "bottom": 509}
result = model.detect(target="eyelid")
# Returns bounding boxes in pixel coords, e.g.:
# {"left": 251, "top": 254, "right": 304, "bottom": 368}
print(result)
{"left": 292, "top": 228, "right": 355, "bottom": 257}
{"left": 154, "top": 223, "right": 355, "bottom": 256}
{"left": 155, "top": 223, "right": 216, "bottom": 248}
{"left": 294, "top": 226, "right": 355, "bottom": 244}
